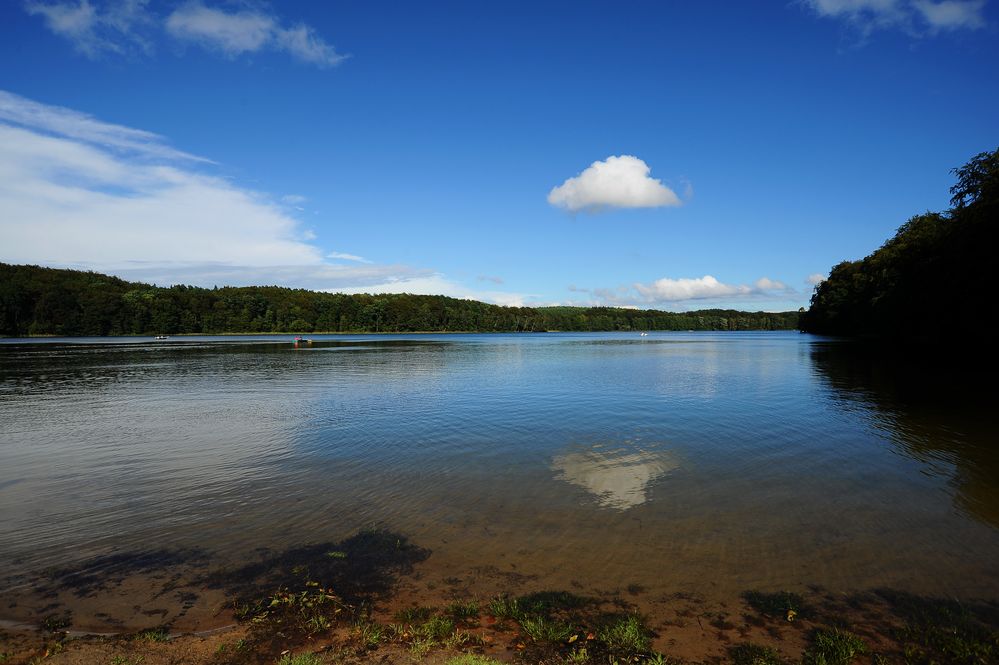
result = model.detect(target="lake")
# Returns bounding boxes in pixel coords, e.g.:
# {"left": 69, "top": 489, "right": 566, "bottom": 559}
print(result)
{"left": 1, "top": 331, "right": 997, "bottom": 633}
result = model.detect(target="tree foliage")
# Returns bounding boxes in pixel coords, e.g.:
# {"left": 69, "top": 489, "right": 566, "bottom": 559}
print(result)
{"left": 0, "top": 264, "right": 800, "bottom": 337}
{"left": 799, "top": 147, "right": 997, "bottom": 339}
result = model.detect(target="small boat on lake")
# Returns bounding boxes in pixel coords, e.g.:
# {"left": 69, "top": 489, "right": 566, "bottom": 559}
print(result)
{"left": 293, "top": 336, "right": 312, "bottom": 346}
{"left": 154, "top": 335, "right": 169, "bottom": 340}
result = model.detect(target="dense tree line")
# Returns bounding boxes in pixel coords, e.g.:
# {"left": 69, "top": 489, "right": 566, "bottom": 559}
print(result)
{"left": 0, "top": 264, "right": 799, "bottom": 336}
{"left": 799, "top": 148, "right": 997, "bottom": 339}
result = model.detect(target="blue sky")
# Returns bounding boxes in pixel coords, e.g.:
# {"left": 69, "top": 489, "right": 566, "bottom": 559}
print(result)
{"left": 1, "top": 0, "right": 996, "bottom": 311}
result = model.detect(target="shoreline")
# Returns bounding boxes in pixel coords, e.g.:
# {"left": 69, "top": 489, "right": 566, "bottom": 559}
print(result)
{"left": 3, "top": 530, "right": 997, "bottom": 664}
{"left": 0, "top": 329, "right": 801, "bottom": 339}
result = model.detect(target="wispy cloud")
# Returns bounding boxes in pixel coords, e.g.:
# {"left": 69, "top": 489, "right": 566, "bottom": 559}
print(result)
{"left": 548, "top": 155, "right": 683, "bottom": 213}
{"left": 806, "top": 273, "right": 826, "bottom": 285}
{"left": 22, "top": 0, "right": 347, "bottom": 67}
{"left": 478, "top": 275, "right": 504, "bottom": 284}
{"left": 24, "top": 0, "right": 152, "bottom": 57}
{"left": 801, "top": 0, "right": 988, "bottom": 36}
{"left": 0, "top": 91, "right": 530, "bottom": 305}
{"left": 911, "top": 0, "right": 987, "bottom": 29}
{"left": 0, "top": 89, "right": 208, "bottom": 163}
{"left": 327, "top": 251, "right": 372, "bottom": 264}
{"left": 165, "top": 2, "right": 346, "bottom": 67}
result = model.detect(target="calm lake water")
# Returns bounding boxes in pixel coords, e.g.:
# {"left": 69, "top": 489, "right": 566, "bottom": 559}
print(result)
{"left": 1, "top": 332, "right": 997, "bottom": 630}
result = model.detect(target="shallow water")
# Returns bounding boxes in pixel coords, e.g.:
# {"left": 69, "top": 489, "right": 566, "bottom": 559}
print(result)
{"left": 1, "top": 332, "right": 997, "bottom": 628}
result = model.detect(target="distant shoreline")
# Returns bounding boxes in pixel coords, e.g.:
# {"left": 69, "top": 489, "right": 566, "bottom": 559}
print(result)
{"left": 0, "top": 329, "right": 804, "bottom": 340}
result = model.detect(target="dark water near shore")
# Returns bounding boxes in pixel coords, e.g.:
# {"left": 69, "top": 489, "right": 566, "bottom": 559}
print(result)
{"left": 1, "top": 332, "right": 997, "bottom": 629}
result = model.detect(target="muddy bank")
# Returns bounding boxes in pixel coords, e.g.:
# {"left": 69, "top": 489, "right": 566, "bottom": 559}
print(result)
{"left": 2, "top": 529, "right": 997, "bottom": 664}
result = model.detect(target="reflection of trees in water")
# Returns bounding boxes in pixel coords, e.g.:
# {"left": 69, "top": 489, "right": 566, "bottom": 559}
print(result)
{"left": 809, "top": 341, "right": 999, "bottom": 528}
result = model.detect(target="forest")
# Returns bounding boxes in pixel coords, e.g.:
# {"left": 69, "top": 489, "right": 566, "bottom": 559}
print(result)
{"left": 0, "top": 263, "right": 800, "bottom": 337}
{"left": 799, "top": 147, "right": 997, "bottom": 339}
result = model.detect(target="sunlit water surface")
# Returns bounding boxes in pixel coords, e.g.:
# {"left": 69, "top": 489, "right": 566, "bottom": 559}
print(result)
{"left": 1, "top": 332, "right": 997, "bottom": 628}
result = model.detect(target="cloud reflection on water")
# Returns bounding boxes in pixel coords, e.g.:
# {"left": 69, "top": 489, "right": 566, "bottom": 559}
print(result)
{"left": 551, "top": 442, "right": 679, "bottom": 510}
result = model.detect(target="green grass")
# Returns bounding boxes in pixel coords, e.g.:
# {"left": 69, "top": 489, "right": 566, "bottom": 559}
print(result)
{"left": 490, "top": 590, "right": 591, "bottom": 622}
{"left": 445, "top": 656, "right": 503, "bottom": 665}
{"left": 488, "top": 595, "right": 522, "bottom": 621}
{"left": 516, "top": 591, "right": 589, "bottom": 616}
{"left": 109, "top": 657, "right": 145, "bottom": 665}
{"left": 414, "top": 615, "right": 455, "bottom": 641}
{"left": 519, "top": 615, "right": 575, "bottom": 643}
{"left": 353, "top": 621, "right": 384, "bottom": 647}
{"left": 729, "top": 643, "right": 785, "bottom": 665}
{"left": 132, "top": 627, "right": 169, "bottom": 642}
{"left": 276, "top": 654, "right": 325, "bottom": 665}
{"left": 445, "top": 599, "right": 480, "bottom": 621}
{"left": 597, "top": 614, "right": 652, "bottom": 655}
{"left": 395, "top": 606, "right": 435, "bottom": 623}
{"left": 40, "top": 614, "right": 71, "bottom": 632}
{"left": 802, "top": 629, "right": 867, "bottom": 665}
{"left": 880, "top": 591, "right": 999, "bottom": 664}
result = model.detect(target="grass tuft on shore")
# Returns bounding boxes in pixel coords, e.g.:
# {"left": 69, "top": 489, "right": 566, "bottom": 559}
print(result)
{"left": 729, "top": 643, "right": 785, "bottom": 665}
{"left": 802, "top": 628, "right": 867, "bottom": 665}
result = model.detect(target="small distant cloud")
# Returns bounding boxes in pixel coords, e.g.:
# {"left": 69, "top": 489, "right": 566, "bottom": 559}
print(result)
{"left": 635, "top": 276, "right": 751, "bottom": 302}
{"left": 166, "top": 2, "right": 347, "bottom": 67}
{"left": 806, "top": 273, "right": 826, "bottom": 285}
{"left": 754, "top": 277, "right": 788, "bottom": 291}
{"left": 477, "top": 275, "right": 504, "bottom": 284}
{"left": 801, "top": 0, "right": 988, "bottom": 36}
{"left": 333, "top": 274, "right": 534, "bottom": 308}
{"left": 281, "top": 194, "right": 307, "bottom": 205}
{"left": 327, "top": 251, "right": 372, "bottom": 264}
{"left": 563, "top": 274, "right": 803, "bottom": 309}
{"left": 912, "top": 0, "right": 986, "bottom": 29}
{"left": 548, "top": 155, "right": 683, "bottom": 213}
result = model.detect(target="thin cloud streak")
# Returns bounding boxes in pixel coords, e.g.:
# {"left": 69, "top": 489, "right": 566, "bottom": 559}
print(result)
{"left": 0, "top": 91, "right": 531, "bottom": 306}
{"left": 22, "top": 0, "right": 347, "bottom": 67}
{"left": 0, "top": 89, "right": 209, "bottom": 163}
{"left": 165, "top": 2, "right": 347, "bottom": 67}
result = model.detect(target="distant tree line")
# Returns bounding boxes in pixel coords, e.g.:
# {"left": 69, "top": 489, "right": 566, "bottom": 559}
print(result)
{"left": 0, "top": 264, "right": 799, "bottom": 336}
{"left": 799, "top": 147, "right": 997, "bottom": 339}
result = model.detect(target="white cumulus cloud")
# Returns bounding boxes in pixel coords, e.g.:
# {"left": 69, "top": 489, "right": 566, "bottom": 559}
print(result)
{"left": 806, "top": 273, "right": 827, "bottom": 285}
{"left": 634, "top": 276, "right": 751, "bottom": 302}
{"left": 563, "top": 274, "right": 803, "bottom": 309}
{"left": 547, "top": 155, "right": 682, "bottom": 213}
{"left": 165, "top": 2, "right": 346, "bottom": 67}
